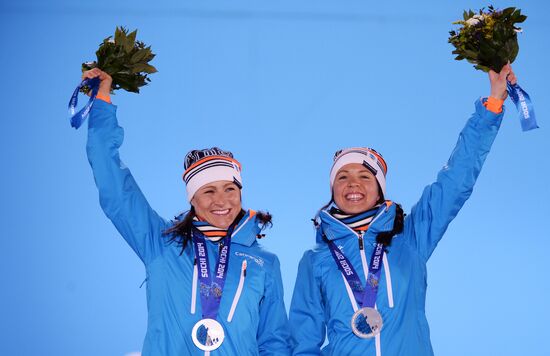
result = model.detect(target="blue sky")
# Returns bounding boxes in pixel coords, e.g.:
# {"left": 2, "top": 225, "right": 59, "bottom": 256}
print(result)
{"left": 1, "top": 1, "right": 549, "bottom": 355}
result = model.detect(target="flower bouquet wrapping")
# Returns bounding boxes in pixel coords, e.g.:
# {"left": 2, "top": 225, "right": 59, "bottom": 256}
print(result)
{"left": 448, "top": 6, "right": 537, "bottom": 131}
{"left": 68, "top": 27, "right": 157, "bottom": 129}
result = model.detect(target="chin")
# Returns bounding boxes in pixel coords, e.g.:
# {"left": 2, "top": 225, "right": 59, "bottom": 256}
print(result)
{"left": 342, "top": 206, "right": 365, "bottom": 214}
{"left": 340, "top": 201, "right": 375, "bottom": 214}
{"left": 211, "top": 219, "right": 231, "bottom": 229}
{"left": 210, "top": 214, "right": 238, "bottom": 229}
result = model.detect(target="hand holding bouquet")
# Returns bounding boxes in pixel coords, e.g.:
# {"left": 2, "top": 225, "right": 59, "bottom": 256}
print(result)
{"left": 448, "top": 6, "right": 537, "bottom": 131}
{"left": 68, "top": 27, "right": 157, "bottom": 129}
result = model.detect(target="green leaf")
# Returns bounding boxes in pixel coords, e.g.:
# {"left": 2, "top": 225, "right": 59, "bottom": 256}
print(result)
{"left": 83, "top": 26, "right": 156, "bottom": 93}
{"left": 501, "top": 7, "right": 515, "bottom": 18}
{"left": 127, "top": 29, "right": 137, "bottom": 45}
{"left": 474, "top": 64, "right": 490, "bottom": 72}
{"left": 114, "top": 27, "right": 126, "bottom": 46}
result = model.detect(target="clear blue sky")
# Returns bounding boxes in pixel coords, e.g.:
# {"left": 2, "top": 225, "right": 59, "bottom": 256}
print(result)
{"left": 1, "top": 1, "right": 549, "bottom": 355}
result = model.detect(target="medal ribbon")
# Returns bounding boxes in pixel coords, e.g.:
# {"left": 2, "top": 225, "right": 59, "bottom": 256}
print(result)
{"left": 192, "top": 225, "right": 234, "bottom": 320}
{"left": 506, "top": 81, "right": 538, "bottom": 131}
{"left": 67, "top": 77, "right": 100, "bottom": 129}
{"left": 327, "top": 239, "right": 385, "bottom": 309}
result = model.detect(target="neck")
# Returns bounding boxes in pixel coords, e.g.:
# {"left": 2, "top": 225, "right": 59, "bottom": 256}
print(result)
{"left": 192, "top": 209, "right": 246, "bottom": 242}
{"left": 329, "top": 204, "right": 381, "bottom": 232}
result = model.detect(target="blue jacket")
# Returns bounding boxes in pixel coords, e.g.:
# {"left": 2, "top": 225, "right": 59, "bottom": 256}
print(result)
{"left": 289, "top": 99, "right": 503, "bottom": 356}
{"left": 86, "top": 100, "right": 291, "bottom": 356}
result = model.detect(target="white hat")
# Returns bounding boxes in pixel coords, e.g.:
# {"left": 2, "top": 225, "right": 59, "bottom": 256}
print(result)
{"left": 329, "top": 147, "right": 388, "bottom": 197}
{"left": 182, "top": 147, "right": 242, "bottom": 201}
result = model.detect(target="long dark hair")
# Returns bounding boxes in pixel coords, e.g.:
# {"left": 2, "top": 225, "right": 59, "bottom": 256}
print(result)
{"left": 163, "top": 208, "right": 273, "bottom": 254}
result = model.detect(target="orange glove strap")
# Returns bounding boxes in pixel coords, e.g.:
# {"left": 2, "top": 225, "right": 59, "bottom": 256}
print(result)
{"left": 484, "top": 96, "right": 504, "bottom": 114}
{"left": 96, "top": 93, "right": 111, "bottom": 103}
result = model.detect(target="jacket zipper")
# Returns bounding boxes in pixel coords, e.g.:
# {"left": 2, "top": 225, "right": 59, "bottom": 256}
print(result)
{"left": 358, "top": 231, "right": 394, "bottom": 309}
{"left": 325, "top": 210, "right": 393, "bottom": 356}
{"left": 227, "top": 259, "right": 247, "bottom": 322}
{"left": 358, "top": 232, "right": 370, "bottom": 280}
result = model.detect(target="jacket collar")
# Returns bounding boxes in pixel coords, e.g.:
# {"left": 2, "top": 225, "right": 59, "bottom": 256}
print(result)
{"left": 315, "top": 202, "right": 397, "bottom": 244}
{"left": 182, "top": 209, "right": 261, "bottom": 247}
{"left": 230, "top": 209, "right": 261, "bottom": 247}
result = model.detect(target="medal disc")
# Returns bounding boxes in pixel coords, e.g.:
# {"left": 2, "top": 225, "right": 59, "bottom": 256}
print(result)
{"left": 191, "top": 318, "right": 225, "bottom": 351}
{"left": 350, "top": 307, "right": 383, "bottom": 338}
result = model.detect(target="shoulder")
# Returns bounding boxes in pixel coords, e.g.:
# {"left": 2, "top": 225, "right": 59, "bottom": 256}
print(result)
{"left": 246, "top": 242, "right": 281, "bottom": 268}
{"left": 299, "top": 243, "right": 331, "bottom": 269}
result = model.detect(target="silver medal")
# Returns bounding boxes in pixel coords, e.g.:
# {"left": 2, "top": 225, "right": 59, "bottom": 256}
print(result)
{"left": 350, "top": 307, "right": 383, "bottom": 338}
{"left": 191, "top": 318, "right": 225, "bottom": 351}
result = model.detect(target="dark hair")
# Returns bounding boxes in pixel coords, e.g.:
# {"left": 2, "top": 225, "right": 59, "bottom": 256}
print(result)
{"left": 375, "top": 203, "right": 404, "bottom": 247}
{"left": 163, "top": 208, "right": 273, "bottom": 254}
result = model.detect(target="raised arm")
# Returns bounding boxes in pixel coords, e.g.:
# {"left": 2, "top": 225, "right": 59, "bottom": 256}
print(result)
{"left": 84, "top": 69, "right": 169, "bottom": 265}
{"left": 406, "top": 65, "right": 516, "bottom": 261}
{"left": 289, "top": 251, "right": 326, "bottom": 355}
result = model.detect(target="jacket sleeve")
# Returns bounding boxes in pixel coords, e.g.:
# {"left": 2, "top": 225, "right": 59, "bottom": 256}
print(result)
{"left": 289, "top": 251, "right": 326, "bottom": 355}
{"left": 406, "top": 98, "right": 504, "bottom": 261}
{"left": 257, "top": 255, "right": 292, "bottom": 356}
{"left": 86, "top": 100, "right": 169, "bottom": 265}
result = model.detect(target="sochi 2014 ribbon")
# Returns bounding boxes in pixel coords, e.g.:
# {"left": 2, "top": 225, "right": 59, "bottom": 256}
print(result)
{"left": 191, "top": 226, "right": 234, "bottom": 321}
{"left": 327, "top": 239, "right": 385, "bottom": 310}
{"left": 67, "top": 77, "right": 100, "bottom": 129}
{"left": 507, "top": 81, "right": 538, "bottom": 131}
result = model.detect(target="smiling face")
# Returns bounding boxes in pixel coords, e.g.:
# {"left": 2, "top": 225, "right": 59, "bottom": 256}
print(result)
{"left": 191, "top": 180, "right": 242, "bottom": 229}
{"left": 332, "top": 163, "right": 381, "bottom": 215}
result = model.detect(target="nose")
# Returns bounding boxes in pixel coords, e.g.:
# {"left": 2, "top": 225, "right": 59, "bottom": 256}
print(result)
{"left": 347, "top": 177, "right": 360, "bottom": 187}
{"left": 211, "top": 192, "right": 227, "bottom": 206}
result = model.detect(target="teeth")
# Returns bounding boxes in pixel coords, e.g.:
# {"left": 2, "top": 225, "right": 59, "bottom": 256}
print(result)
{"left": 346, "top": 193, "right": 364, "bottom": 201}
{"left": 211, "top": 209, "right": 230, "bottom": 215}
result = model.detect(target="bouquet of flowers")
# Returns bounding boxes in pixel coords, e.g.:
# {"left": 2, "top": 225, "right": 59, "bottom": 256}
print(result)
{"left": 448, "top": 6, "right": 526, "bottom": 72}
{"left": 81, "top": 27, "right": 157, "bottom": 94}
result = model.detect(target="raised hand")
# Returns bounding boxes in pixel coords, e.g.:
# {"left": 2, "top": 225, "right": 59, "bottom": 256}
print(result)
{"left": 489, "top": 63, "right": 517, "bottom": 100}
{"left": 82, "top": 68, "right": 112, "bottom": 98}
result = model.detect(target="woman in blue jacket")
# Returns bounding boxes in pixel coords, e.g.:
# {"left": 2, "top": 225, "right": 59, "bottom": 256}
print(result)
{"left": 82, "top": 68, "right": 291, "bottom": 355}
{"left": 289, "top": 66, "right": 516, "bottom": 356}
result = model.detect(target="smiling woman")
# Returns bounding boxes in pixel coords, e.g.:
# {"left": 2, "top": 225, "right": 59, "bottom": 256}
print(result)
{"left": 192, "top": 181, "right": 242, "bottom": 228}
{"left": 289, "top": 65, "right": 517, "bottom": 356}
{"left": 81, "top": 68, "right": 291, "bottom": 355}
{"left": 328, "top": 147, "right": 387, "bottom": 215}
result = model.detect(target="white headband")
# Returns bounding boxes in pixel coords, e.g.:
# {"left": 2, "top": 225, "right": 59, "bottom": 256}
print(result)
{"left": 182, "top": 156, "right": 242, "bottom": 201}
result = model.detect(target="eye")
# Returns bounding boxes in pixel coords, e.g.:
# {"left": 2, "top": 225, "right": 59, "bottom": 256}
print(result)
{"left": 203, "top": 189, "right": 214, "bottom": 194}
{"left": 225, "top": 186, "right": 236, "bottom": 192}
{"left": 337, "top": 175, "right": 347, "bottom": 180}
{"left": 360, "top": 175, "right": 371, "bottom": 179}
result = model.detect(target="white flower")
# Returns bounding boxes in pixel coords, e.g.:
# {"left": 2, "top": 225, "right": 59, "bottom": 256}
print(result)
{"left": 466, "top": 14, "right": 485, "bottom": 26}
